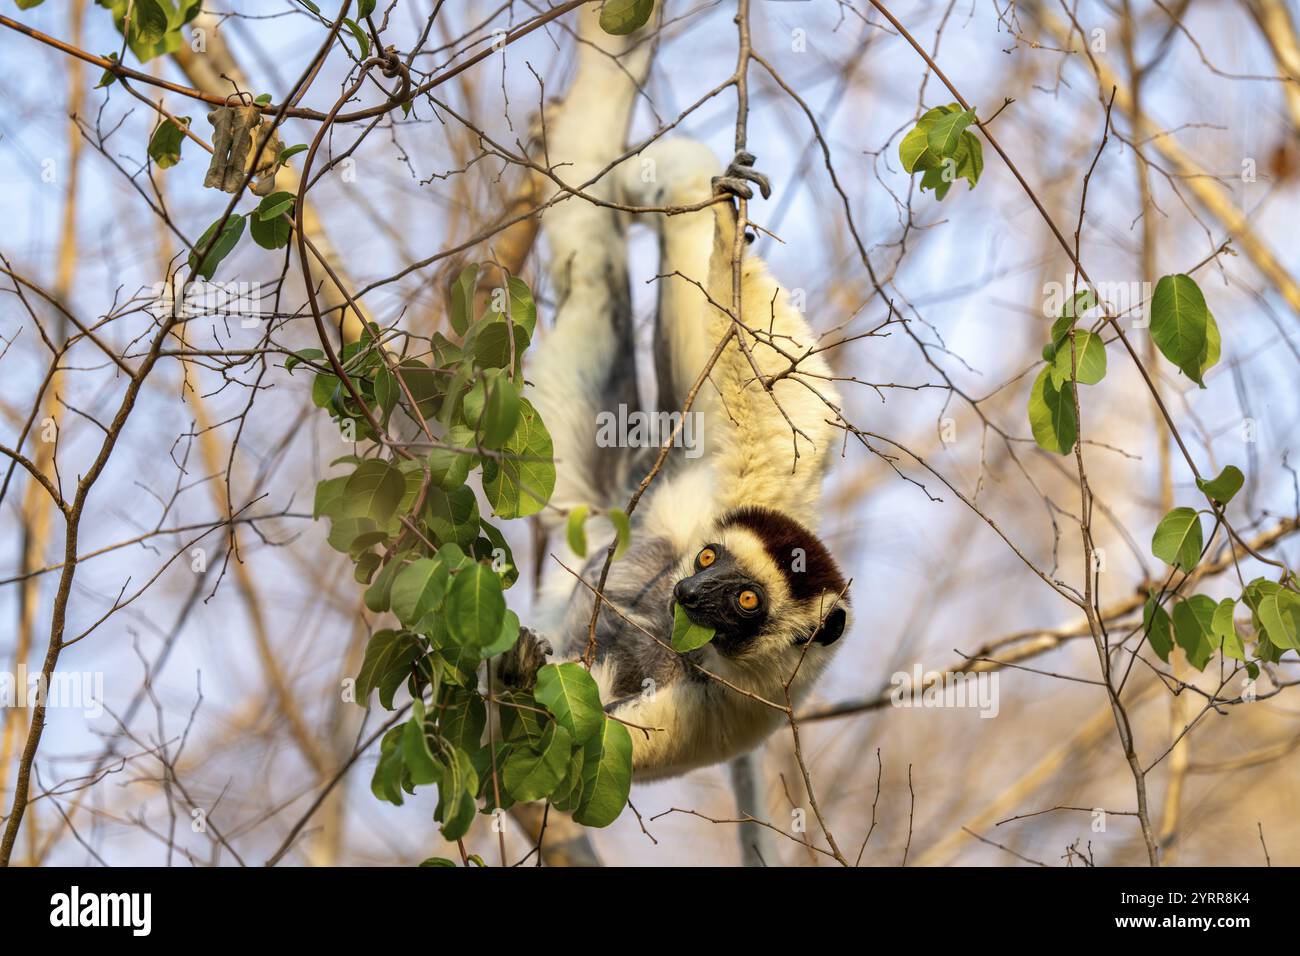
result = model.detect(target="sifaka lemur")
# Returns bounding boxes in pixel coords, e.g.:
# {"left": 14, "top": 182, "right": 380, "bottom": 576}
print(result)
{"left": 508, "top": 12, "right": 849, "bottom": 782}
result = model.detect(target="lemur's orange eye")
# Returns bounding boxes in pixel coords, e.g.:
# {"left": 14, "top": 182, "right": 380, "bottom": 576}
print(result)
{"left": 697, "top": 547, "right": 717, "bottom": 568}
{"left": 738, "top": 589, "right": 760, "bottom": 611}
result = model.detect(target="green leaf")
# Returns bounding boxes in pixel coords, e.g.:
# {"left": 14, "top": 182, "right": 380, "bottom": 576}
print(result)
{"left": 671, "top": 602, "right": 715, "bottom": 652}
{"left": 480, "top": 372, "right": 521, "bottom": 449}
{"left": 504, "top": 276, "right": 537, "bottom": 336}
{"left": 340, "top": 460, "right": 405, "bottom": 525}
{"left": 898, "top": 123, "right": 934, "bottom": 174}
{"left": 1049, "top": 330, "right": 1107, "bottom": 386}
{"left": 354, "top": 550, "right": 381, "bottom": 584}
{"left": 402, "top": 703, "right": 440, "bottom": 786}
{"left": 372, "top": 365, "right": 398, "bottom": 418}
{"left": 449, "top": 264, "right": 479, "bottom": 335}
{"left": 391, "top": 558, "right": 449, "bottom": 630}
{"left": 573, "top": 718, "right": 632, "bottom": 828}
{"left": 955, "top": 130, "right": 983, "bottom": 188}
{"left": 147, "top": 115, "right": 189, "bottom": 169}
{"left": 325, "top": 516, "right": 383, "bottom": 554}
{"left": 566, "top": 505, "right": 590, "bottom": 557}
{"left": 286, "top": 347, "right": 323, "bottom": 373}
{"left": 925, "top": 108, "right": 976, "bottom": 157}
{"left": 426, "top": 446, "right": 473, "bottom": 490}
{"left": 477, "top": 521, "right": 519, "bottom": 590}
{"left": 608, "top": 508, "right": 632, "bottom": 560}
{"left": 439, "top": 688, "right": 487, "bottom": 752}
{"left": 341, "top": 17, "right": 371, "bottom": 58}
{"left": 96, "top": 53, "right": 119, "bottom": 88}
{"left": 371, "top": 725, "right": 405, "bottom": 804}
{"left": 1197, "top": 310, "right": 1221, "bottom": 383}
{"left": 1142, "top": 595, "right": 1173, "bottom": 663}
{"left": 898, "top": 106, "right": 951, "bottom": 173}
{"left": 188, "top": 213, "right": 245, "bottom": 280}
{"left": 1051, "top": 290, "right": 1098, "bottom": 345}
{"left": 1151, "top": 507, "right": 1203, "bottom": 571}
{"left": 502, "top": 722, "right": 572, "bottom": 802}
{"left": 472, "top": 321, "right": 530, "bottom": 371}
{"left": 256, "top": 190, "right": 295, "bottom": 221}
{"left": 550, "top": 741, "right": 587, "bottom": 811}
{"left": 599, "top": 0, "right": 655, "bottom": 36}
{"left": 1172, "top": 595, "right": 1217, "bottom": 671}
{"left": 1255, "top": 587, "right": 1300, "bottom": 651}
{"left": 419, "top": 857, "right": 455, "bottom": 867}
{"left": 918, "top": 163, "right": 953, "bottom": 201}
{"left": 1211, "top": 598, "right": 1245, "bottom": 662}
{"left": 278, "top": 143, "right": 308, "bottom": 165}
{"left": 355, "top": 629, "right": 422, "bottom": 709}
{"left": 312, "top": 475, "right": 347, "bottom": 519}
{"left": 97, "top": 0, "right": 200, "bottom": 63}
{"left": 1150, "top": 274, "right": 1212, "bottom": 387}
{"left": 358, "top": 0, "right": 376, "bottom": 17}
{"left": 311, "top": 372, "right": 339, "bottom": 409}
{"left": 1196, "top": 465, "right": 1243, "bottom": 506}
{"left": 1027, "top": 367, "right": 1077, "bottom": 455}
{"left": 250, "top": 191, "right": 295, "bottom": 249}
{"left": 481, "top": 399, "right": 555, "bottom": 519}
{"left": 479, "top": 608, "right": 522, "bottom": 657}
{"left": 499, "top": 689, "right": 547, "bottom": 747}
{"left": 363, "top": 552, "right": 406, "bottom": 613}
{"left": 446, "top": 562, "right": 505, "bottom": 648}
{"left": 434, "top": 746, "right": 478, "bottom": 841}
{"left": 133, "top": 0, "right": 169, "bottom": 45}
{"left": 425, "top": 483, "right": 480, "bottom": 549}
{"left": 535, "top": 663, "right": 604, "bottom": 745}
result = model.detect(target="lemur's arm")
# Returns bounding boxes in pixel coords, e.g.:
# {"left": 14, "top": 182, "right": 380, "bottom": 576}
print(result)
{"left": 619, "top": 145, "right": 842, "bottom": 530}
{"left": 703, "top": 168, "right": 842, "bottom": 529}
{"left": 527, "top": 8, "right": 652, "bottom": 521}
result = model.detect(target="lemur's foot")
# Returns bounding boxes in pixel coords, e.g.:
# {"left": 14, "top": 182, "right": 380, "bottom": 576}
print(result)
{"left": 499, "top": 626, "right": 553, "bottom": 690}
{"left": 711, "top": 150, "right": 772, "bottom": 201}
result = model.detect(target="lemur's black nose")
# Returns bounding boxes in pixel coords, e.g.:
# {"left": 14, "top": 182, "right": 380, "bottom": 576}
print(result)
{"left": 674, "top": 578, "right": 701, "bottom": 608}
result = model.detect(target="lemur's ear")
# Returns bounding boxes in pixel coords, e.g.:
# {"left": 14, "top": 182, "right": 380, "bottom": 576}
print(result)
{"left": 813, "top": 605, "right": 847, "bottom": 646}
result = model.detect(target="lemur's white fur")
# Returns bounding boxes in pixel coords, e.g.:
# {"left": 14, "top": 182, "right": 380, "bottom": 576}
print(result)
{"left": 526, "top": 15, "right": 651, "bottom": 520}
{"left": 524, "top": 9, "right": 846, "bottom": 780}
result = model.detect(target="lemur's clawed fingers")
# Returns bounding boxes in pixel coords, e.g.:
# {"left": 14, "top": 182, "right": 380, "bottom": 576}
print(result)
{"left": 499, "top": 627, "right": 554, "bottom": 690}
{"left": 712, "top": 150, "right": 772, "bottom": 201}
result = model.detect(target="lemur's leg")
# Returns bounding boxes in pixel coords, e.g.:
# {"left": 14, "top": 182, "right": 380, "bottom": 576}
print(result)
{"left": 527, "top": 9, "right": 652, "bottom": 520}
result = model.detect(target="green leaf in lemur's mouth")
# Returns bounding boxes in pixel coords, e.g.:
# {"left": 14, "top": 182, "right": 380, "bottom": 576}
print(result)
{"left": 671, "top": 603, "right": 715, "bottom": 652}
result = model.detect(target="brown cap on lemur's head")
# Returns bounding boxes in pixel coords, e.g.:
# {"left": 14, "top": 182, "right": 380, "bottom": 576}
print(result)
{"left": 672, "top": 506, "right": 850, "bottom": 657}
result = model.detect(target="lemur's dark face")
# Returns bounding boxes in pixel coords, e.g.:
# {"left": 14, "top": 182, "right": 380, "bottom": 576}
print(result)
{"left": 673, "top": 543, "right": 770, "bottom": 652}
{"left": 673, "top": 508, "right": 851, "bottom": 658}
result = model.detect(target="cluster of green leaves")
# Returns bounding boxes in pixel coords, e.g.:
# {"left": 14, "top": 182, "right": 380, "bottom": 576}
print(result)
{"left": 899, "top": 104, "right": 984, "bottom": 201}
{"left": 1028, "top": 273, "right": 1220, "bottom": 457}
{"left": 184, "top": 191, "right": 298, "bottom": 280}
{"left": 1143, "top": 469, "right": 1298, "bottom": 675}
{"left": 142, "top": 107, "right": 307, "bottom": 275}
{"left": 90, "top": 0, "right": 201, "bottom": 64}
{"left": 295, "top": 0, "right": 378, "bottom": 58}
{"left": 1028, "top": 290, "right": 1104, "bottom": 455}
{"left": 303, "top": 267, "right": 633, "bottom": 845}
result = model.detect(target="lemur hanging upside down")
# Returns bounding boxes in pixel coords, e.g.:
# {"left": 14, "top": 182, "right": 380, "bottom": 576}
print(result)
{"left": 508, "top": 24, "right": 849, "bottom": 783}
{"left": 508, "top": 149, "right": 852, "bottom": 781}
